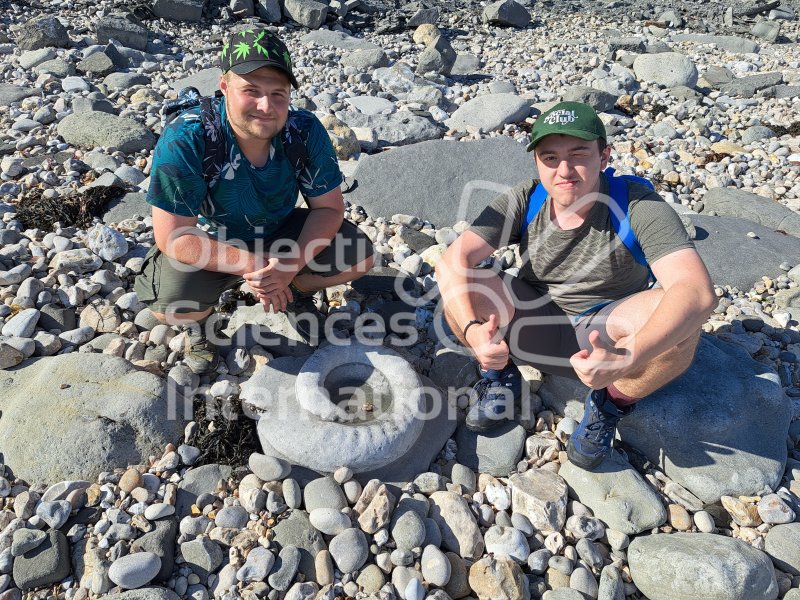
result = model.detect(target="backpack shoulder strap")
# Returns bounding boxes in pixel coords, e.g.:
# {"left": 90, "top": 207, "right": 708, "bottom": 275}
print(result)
{"left": 198, "top": 96, "right": 225, "bottom": 190}
{"left": 521, "top": 181, "right": 548, "bottom": 235}
{"left": 604, "top": 167, "right": 655, "bottom": 282}
{"left": 280, "top": 112, "right": 310, "bottom": 185}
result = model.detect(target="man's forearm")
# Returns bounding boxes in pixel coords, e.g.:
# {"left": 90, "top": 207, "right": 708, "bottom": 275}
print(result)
{"left": 163, "top": 232, "right": 257, "bottom": 276}
{"left": 627, "top": 283, "right": 715, "bottom": 365}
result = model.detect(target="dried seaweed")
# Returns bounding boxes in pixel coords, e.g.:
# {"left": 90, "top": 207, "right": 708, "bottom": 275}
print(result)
{"left": 772, "top": 122, "right": 800, "bottom": 137}
{"left": 14, "top": 186, "right": 123, "bottom": 231}
{"left": 187, "top": 394, "right": 261, "bottom": 468}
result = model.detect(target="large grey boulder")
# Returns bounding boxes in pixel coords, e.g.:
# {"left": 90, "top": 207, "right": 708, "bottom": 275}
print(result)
{"left": 540, "top": 336, "right": 791, "bottom": 503}
{"left": 284, "top": 0, "right": 328, "bottom": 29}
{"left": 15, "top": 16, "right": 70, "bottom": 51}
{"left": 562, "top": 86, "right": 617, "bottom": 112}
{"left": 57, "top": 111, "right": 155, "bottom": 153}
{"left": 671, "top": 34, "right": 759, "bottom": 54}
{"left": 702, "top": 188, "right": 800, "bottom": 237}
{"left": 619, "top": 336, "right": 790, "bottom": 504}
{"left": 153, "top": 0, "right": 206, "bottom": 21}
{"left": 444, "top": 93, "right": 530, "bottom": 133}
{"left": 628, "top": 533, "right": 778, "bottom": 600}
{"left": 335, "top": 111, "right": 443, "bottom": 148}
{"left": 346, "top": 136, "right": 534, "bottom": 227}
{"left": 765, "top": 523, "right": 800, "bottom": 576}
{"left": 559, "top": 451, "right": 666, "bottom": 534}
{"left": 95, "top": 15, "right": 149, "bottom": 51}
{"left": 255, "top": 0, "right": 281, "bottom": 21}
{"left": 0, "top": 85, "right": 38, "bottom": 107}
{"left": 633, "top": 53, "right": 698, "bottom": 88}
{"left": 0, "top": 354, "right": 187, "bottom": 484}
{"left": 301, "top": 30, "right": 380, "bottom": 51}
{"left": 417, "top": 36, "right": 457, "bottom": 76}
{"left": 482, "top": 0, "right": 531, "bottom": 27}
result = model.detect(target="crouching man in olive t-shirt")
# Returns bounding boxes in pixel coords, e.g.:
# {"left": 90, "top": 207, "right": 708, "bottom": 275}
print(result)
{"left": 437, "top": 101, "right": 717, "bottom": 469}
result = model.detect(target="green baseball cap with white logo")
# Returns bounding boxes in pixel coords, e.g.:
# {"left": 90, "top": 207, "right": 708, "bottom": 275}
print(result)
{"left": 526, "top": 101, "right": 607, "bottom": 151}
{"left": 220, "top": 27, "right": 299, "bottom": 89}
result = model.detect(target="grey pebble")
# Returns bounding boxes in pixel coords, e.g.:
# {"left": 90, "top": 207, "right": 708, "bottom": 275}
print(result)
{"left": 248, "top": 453, "right": 291, "bottom": 482}
{"left": 11, "top": 529, "right": 47, "bottom": 557}
{"left": 214, "top": 506, "right": 249, "bottom": 529}
{"left": 329, "top": 528, "right": 369, "bottom": 573}
{"left": 108, "top": 551, "right": 161, "bottom": 589}
{"left": 35, "top": 500, "right": 71, "bottom": 530}
{"left": 268, "top": 545, "right": 301, "bottom": 591}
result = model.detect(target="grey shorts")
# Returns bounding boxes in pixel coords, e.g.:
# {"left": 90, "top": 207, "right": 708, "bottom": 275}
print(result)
{"left": 134, "top": 208, "right": 374, "bottom": 314}
{"left": 501, "top": 273, "right": 629, "bottom": 379}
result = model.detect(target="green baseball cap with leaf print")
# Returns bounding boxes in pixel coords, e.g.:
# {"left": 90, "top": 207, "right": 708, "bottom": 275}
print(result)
{"left": 220, "top": 27, "right": 299, "bottom": 89}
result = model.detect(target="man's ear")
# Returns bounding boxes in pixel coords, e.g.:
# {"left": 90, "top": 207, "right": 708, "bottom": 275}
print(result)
{"left": 219, "top": 73, "right": 227, "bottom": 95}
{"left": 599, "top": 144, "right": 611, "bottom": 170}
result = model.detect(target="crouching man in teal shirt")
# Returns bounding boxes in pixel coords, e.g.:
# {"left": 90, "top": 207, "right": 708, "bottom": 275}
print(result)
{"left": 135, "top": 28, "right": 374, "bottom": 373}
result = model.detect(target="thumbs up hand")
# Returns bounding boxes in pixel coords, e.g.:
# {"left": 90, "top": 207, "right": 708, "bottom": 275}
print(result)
{"left": 465, "top": 314, "right": 510, "bottom": 370}
{"left": 570, "top": 330, "right": 633, "bottom": 389}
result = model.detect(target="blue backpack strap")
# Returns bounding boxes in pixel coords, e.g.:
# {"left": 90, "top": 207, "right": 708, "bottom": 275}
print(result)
{"left": 604, "top": 167, "right": 656, "bottom": 283}
{"left": 521, "top": 182, "right": 549, "bottom": 235}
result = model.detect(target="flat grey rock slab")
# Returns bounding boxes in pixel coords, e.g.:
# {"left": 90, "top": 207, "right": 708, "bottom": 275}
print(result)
{"left": 558, "top": 451, "right": 667, "bottom": 535}
{"left": 346, "top": 136, "right": 534, "bottom": 227}
{"left": 444, "top": 93, "right": 531, "bottom": 133}
{"left": 618, "top": 335, "right": 791, "bottom": 504}
{"left": 11, "top": 530, "right": 70, "bottom": 590}
{"left": 0, "top": 85, "right": 38, "bottom": 107}
{"left": 103, "top": 192, "right": 151, "bottom": 224}
{"left": 335, "top": 110, "right": 444, "bottom": 148}
{"left": 300, "top": 30, "right": 380, "bottom": 51}
{"left": 454, "top": 422, "right": 526, "bottom": 477}
{"left": 628, "top": 533, "right": 778, "bottom": 600}
{"left": 0, "top": 354, "right": 187, "bottom": 485}
{"left": 688, "top": 213, "right": 800, "bottom": 289}
{"left": 170, "top": 67, "right": 221, "bottom": 97}
{"left": 702, "top": 188, "right": 800, "bottom": 237}
{"left": 671, "top": 34, "right": 760, "bottom": 54}
{"left": 721, "top": 72, "right": 784, "bottom": 97}
{"left": 57, "top": 111, "right": 155, "bottom": 153}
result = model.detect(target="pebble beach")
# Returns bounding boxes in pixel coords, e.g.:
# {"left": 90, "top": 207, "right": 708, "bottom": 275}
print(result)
{"left": 1, "top": 0, "right": 800, "bottom": 598}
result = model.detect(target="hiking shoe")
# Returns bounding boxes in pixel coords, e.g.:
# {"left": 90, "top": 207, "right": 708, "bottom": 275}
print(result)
{"left": 567, "top": 388, "right": 633, "bottom": 469}
{"left": 285, "top": 293, "right": 326, "bottom": 344}
{"left": 182, "top": 320, "right": 222, "bottom": 375}
{"left": 465, "top": 364, "right": 522, "bottom": 432}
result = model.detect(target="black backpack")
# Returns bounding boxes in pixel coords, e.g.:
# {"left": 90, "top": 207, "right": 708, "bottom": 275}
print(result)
{"left": 161, "top": 87, "right": 309, "bottom": 193}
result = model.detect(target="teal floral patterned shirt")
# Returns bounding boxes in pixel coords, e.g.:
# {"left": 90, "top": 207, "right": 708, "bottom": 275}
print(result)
{"left": 147, "top": 97, "right": 342, "bottom": 242}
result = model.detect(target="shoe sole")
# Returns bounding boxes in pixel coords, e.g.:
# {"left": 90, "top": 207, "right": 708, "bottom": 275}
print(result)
{"left": 566, "top": 438, "right": 606, "bottom": 470}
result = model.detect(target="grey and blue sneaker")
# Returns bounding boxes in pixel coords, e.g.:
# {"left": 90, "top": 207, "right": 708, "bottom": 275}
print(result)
{"left": 465, "top": 364, "right": 522, "bottom": 432}
{"left": 567, "top": 388, "right": 634, "bottom": 469}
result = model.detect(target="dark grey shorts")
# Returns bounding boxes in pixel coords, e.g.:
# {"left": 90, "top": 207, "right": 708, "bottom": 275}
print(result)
{"left": 501, "top": 273, "right": 629, "bottom": 379}
{"left": 134, "top": 208, "right": 374, "bottom": 314}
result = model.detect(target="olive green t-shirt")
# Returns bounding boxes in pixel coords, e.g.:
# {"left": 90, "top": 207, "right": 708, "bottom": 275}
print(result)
{"left": 469, "top": 173, "right": 694, "bottom": 317}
